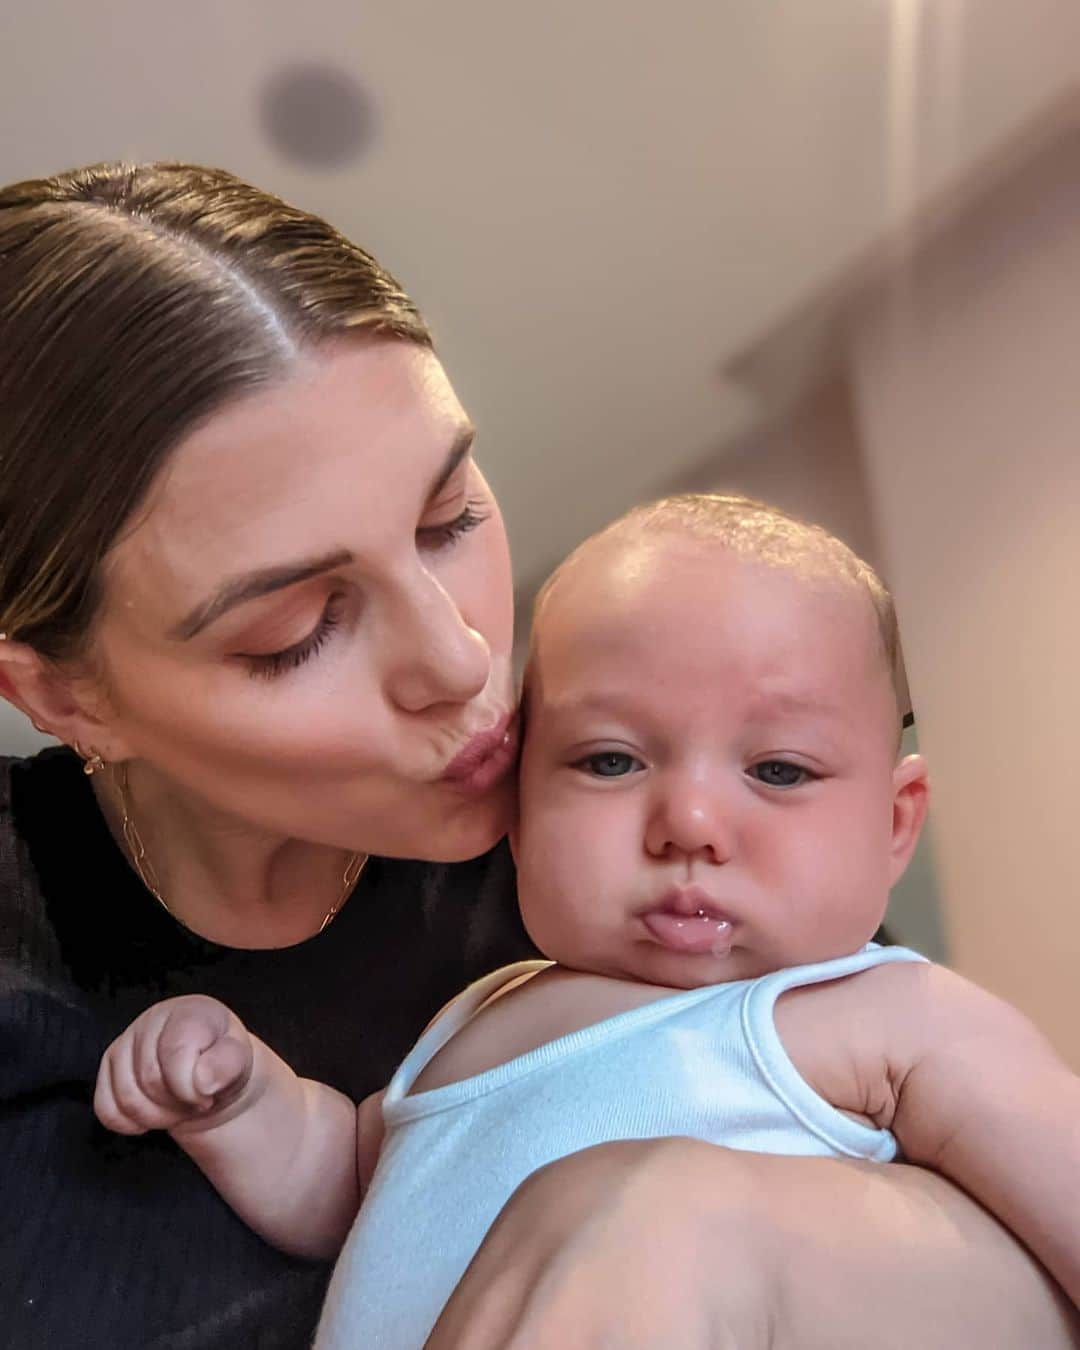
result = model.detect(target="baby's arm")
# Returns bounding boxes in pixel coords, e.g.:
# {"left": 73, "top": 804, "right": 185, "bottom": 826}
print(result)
{"left": 779, "top": 962, "right": 1080, "bottom": 1305}
{"left": 95, "top": 995, "right": 365, "bottom": 1259}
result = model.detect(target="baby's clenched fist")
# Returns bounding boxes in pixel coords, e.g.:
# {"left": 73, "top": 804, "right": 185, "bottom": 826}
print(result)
{"left": 95, "top": 994, "right": 254, "bottom": 1137}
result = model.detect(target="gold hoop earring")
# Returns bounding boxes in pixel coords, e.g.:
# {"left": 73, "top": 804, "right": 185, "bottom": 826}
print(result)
{"left": 73, "top": 742, "right": 106, "bottom": 776}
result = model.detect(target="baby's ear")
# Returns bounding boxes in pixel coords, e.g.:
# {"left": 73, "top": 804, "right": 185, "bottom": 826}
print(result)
{"left": 889, "top": 753, "right": 930, "bottom": 887}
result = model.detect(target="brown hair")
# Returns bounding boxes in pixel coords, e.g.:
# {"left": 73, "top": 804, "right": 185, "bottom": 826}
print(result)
{"left": 0, "top": 161, "right": 432, "bottom": 661}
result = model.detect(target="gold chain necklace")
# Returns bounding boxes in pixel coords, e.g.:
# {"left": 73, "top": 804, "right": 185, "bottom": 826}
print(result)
{"left": 113, "top": 763, "right": 367, "bottom": 936}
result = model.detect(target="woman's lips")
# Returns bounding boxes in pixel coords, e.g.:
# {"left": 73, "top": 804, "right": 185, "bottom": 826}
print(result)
{"left": 640, "top": 885, "right": 735, "bottom": 957}
{"left": 441, "top": 713, "right": 519, "bottom": 797}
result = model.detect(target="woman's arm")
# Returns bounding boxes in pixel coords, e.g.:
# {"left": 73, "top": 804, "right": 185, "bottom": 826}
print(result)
{"left": 888, "top": 964, "right": 1080, "bottom": 1305}
{"left": 776, "top": 959, "right": 1080, "bottom": 1306}
{"left": 427, "top": 1140, "right": 1079, "bottom": 1349}
{"left": 95, "top": 994, "right": 362, "bottom": 1259}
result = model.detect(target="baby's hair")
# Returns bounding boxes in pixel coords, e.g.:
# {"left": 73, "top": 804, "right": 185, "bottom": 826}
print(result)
{"left": 534, "top": 492, "right": 902, "bottom": 709}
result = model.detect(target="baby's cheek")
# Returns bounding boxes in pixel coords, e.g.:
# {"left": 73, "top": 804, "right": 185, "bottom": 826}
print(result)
{"left": 513, "top": 824, "right": 563, "bottom": 922}
{"left": 811, "top": 849, "right": 892, "bottom": 950}
{"left": 516, "top": 876, "right": 570, "bottom": 963}
{"left": 516, "top": 843, "right": 586, "bottom": 958}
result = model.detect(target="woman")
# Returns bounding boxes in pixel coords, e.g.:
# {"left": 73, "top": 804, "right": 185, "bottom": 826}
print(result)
{"left": 0, "top": 163, "right": 1074, "bottom": 1350}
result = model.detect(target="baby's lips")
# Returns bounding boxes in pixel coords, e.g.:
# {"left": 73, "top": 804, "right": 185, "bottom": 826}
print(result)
{"left": 641, "top": 908, "right": 734, "bottom": 956}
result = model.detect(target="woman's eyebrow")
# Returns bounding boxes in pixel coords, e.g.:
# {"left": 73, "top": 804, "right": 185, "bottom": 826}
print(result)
{"left": 170, "top": 427, "right": 476, "bottom": 642}
{"left": 427, "top": 425, "right": 476, "bottom": 500}
{"left": 169, "top": 549, "right": 354, "bottom": 641}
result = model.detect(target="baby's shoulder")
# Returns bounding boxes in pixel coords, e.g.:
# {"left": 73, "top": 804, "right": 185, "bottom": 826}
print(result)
{"left": 410, "top": 966, "right": 672, "bottom": 1094}
{"left": 777, "top": 950, "right": 933, "bottom": 1021}
{"left": 773, "top": 956, "right": 940, "bottom": 1130}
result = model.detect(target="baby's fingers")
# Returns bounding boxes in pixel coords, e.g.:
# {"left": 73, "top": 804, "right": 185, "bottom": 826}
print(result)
{"left": 152, "top": 998, "right": 233, "bottom": 1106}
{"left": 192, "top": 1034, "right": 253, "bottom": 1100}
{"left": 93, "top": 1050, "right": 141, "bottom": 1134}
{"left": 95, "top": 1040, "right": 179, "bottom": 1134}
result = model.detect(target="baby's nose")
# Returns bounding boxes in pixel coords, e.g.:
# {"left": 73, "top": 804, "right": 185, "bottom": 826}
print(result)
{"left": 644, "top": 783, "right": 735, "bottom": 863}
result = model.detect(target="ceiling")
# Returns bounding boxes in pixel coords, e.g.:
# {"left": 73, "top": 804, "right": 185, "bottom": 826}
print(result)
{"left": 1, "top": 0, "right": 1076, "bottom": 590}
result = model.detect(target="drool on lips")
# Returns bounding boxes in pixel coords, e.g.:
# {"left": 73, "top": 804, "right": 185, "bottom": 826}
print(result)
{"left": 642, "top": 887, "right": 735, "bottom": 956}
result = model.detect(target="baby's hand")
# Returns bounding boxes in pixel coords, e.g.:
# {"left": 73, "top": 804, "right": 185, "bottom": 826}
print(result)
{"left": 95, "top": 994, "right": 254, "bottom": 1137}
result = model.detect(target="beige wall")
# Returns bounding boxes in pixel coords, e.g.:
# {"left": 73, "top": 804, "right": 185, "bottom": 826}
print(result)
{"left": 849, "top": 135, "right": 1080, "bottom": 1067}
{"left": 673, "top": 381, "right": 880, "bottom": 569}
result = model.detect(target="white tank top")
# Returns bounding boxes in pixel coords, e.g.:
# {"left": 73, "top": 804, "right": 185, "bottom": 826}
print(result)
{"left": 316, "top": 943, "right": 924, "bottom": 1350}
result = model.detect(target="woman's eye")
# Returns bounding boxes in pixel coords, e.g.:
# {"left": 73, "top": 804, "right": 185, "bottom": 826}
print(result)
{"left": 576, "top": 751, "right": 644, "bottom": 779}
{"left": 749, "top": 760, "right": 813, "bottom": 789}
{"left": 417, "top": 498, "right": 490, "bottom": 551}
{"left": 240, "top": 597, "right": 344, "bottom": 680}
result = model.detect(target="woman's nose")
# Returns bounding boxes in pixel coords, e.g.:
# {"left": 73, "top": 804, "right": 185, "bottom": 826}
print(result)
{"left": 644, "top": 779, "right": 736, "bottom": 864}
{"left": 383, "top": 569, "right": 492, "bottom": 713}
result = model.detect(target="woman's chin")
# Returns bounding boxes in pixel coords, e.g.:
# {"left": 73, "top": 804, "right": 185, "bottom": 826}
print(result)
{"left": 315, "top": 764, "right": 517, "bottom": 862}
{"left": 425, "top": 780, "right": 516, "bottom": 862}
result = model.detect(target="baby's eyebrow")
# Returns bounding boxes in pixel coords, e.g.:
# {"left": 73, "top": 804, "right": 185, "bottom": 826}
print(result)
{"left": 544, "top": 691, "right": 645, "bottom": 718}
{"left": 746, "top": 687, "right": 848, "bottom": 719}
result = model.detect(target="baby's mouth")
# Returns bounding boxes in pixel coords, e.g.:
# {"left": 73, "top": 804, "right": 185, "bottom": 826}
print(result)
{"left": 640, "top": 885, "right": 736, "bottom": 957}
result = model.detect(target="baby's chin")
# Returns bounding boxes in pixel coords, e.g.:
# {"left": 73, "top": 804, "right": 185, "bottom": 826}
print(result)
{"left": 631, "top": 950, "right": 775, "bottom": 990}
{"left": 547, "top": 945, "right": 770, "bottom": 992}
{"left": 552, "top": 935, "right": 882, "bottom": 991}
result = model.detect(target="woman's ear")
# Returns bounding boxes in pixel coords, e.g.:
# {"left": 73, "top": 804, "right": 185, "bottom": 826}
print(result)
{"left": 889, "top": 753, "right": 930, "bottom": 887}
{"left": 0, "top": 639, "right": 127, "bottom": 760}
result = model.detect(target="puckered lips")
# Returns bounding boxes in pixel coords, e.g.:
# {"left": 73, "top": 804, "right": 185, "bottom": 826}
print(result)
{"left": 440, "top": 711, "right": 519, "bottom": 797}
{"left": 639, "top": 883, "right": 736, "bottom": 956}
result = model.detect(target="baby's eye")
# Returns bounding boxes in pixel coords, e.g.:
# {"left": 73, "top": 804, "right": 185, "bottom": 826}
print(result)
{"left": 749, "top": 760, "right": 813, "bottom": 789}
{"left": 576, "top": 751, "right": 644, "bottom": 779}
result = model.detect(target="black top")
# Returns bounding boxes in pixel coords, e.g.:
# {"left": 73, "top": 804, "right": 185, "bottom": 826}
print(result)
{"left": 0, "top": 748, "right": 535, "bottom": 1349}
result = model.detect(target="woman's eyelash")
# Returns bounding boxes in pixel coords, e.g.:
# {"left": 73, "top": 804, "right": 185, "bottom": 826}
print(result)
{"left": 243, "top": 598, "right": 344, "bottom": 680}
{"left": 417, "top": 498, "right": 490, "bottom": 549}
{"left": 239, "top": 498, "right": 487, "bottom": 680}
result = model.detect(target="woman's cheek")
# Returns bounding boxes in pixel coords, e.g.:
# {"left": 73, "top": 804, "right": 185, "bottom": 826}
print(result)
{"left": 476, "top": 519, "right": 515, "bottom": 649}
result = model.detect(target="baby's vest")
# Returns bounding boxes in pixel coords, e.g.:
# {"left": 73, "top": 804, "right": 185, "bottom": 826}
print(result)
{"left": 316, "top": 943, "right": 924, "bottom": 1350}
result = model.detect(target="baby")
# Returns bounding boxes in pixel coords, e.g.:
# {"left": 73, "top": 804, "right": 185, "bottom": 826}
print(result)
{"left": 95, "top": 494, "right": 1080, "bottom": 1346}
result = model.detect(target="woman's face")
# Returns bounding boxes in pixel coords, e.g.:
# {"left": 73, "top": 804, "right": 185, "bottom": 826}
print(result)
{"left": 90, "top": 339, "right": 518, "bottom": 861}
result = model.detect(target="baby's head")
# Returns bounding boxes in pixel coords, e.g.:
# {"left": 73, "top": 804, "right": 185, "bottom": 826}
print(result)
{"left": 513, "top": 494, "right": 928, "bottom": 989}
